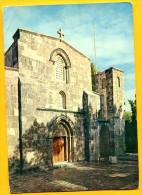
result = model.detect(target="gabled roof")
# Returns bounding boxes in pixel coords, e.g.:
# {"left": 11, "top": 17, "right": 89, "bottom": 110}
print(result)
{"left": 11, "top": 28, "right": 90, "bottom": 61}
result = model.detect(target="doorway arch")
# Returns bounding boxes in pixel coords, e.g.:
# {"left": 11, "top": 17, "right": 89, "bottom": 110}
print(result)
{"left": 99, "top": 125, "right": 110, "bottom": 159}
{"left": 49, "top": 115, "right": 74, "bottom": 164}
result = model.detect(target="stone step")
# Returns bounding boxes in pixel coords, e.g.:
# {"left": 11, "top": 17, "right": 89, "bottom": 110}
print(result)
{"left": 117, "top": 153, "right": 138, "bottom": 161}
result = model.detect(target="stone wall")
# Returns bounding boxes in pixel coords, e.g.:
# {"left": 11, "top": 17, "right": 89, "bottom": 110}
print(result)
{"left": 5, "top": 41, "right": 18, "bottom": 68}
{"left": 112, "top": 69, "right": 124, "bottom": 119}
{"left": 94, "top": 72, "right": 107, "bottom": 119}
{"left": 109, "top": 117, "right": 126, "bottom": 155}
{"left": 95, "top": 67, "right": 125, "bottom": 157}
{"left": 95, "top": 67, "right": 124, "bottom": 120}
{"left": 5, "top": 67, "right": 19, "bottom": 157}
{"left": 5, "top": 29, "right": 100, "bottom": 165}
{"left": 5, "top": 28, "right": 125, "bottom": 167}
{"left": 16, "top": 29, "right": 100, "bottom": 125}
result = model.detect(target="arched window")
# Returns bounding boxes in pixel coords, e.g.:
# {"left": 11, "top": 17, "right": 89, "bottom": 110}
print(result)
{"left": 50, "top": 48, "right": 71, "bottom": 84}
{"left": 117, "top": 77, "right": 120, "bottom": 87}
{"left": 59, "top": 91, "right": 66, "bottom": 109}
{"left": 55, "top": 55, "right": 64, "bottom": 81}
{"left": 54, "top": 55, "right": 69, "bottom": 83}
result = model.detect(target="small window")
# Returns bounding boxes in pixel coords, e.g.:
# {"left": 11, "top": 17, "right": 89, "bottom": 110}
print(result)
{"left": 102, "top": 78, "right": 106, "bottom": 89}
{"left": 117, "top": 77, "right": 120, "bottom": 87}
{"left": 100, "top": 95, "right": 105, "bottom": 119}
{"left": 100, "top": 95, "right": 104, "bottom": 111}
{"left": 59, "top": 91, "right": 66, "bottom": 109}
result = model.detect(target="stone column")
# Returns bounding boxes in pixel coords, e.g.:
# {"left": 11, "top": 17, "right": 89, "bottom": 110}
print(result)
{"left": 71, "top": 136, "right": 75, "bottom": 162}
{"left": 109, "top": 118, "right": 117, "bottom": 163}
{"left": 82, "top": 91, "right": 91, "bottom": 161}
{"left": 109, "top": 116, "right": 125, "bottom": 163}
{"left": 46, "top": 137, "right": 53, "bottom": 168}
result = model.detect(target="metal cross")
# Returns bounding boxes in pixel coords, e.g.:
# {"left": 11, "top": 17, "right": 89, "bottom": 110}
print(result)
{"left": 57, "top": 28, "right": 64, "bottom": 41}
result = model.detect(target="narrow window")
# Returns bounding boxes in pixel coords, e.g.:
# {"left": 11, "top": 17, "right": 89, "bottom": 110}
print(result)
{"left": 55, "top": 54, "right": 69, "bottom": 83}
{"left": 100, "top": 95, "right": 104, "bottom": 112}
{"left": 102, "top": 78, "right": 106, "bottom": 89}
{"left": 59, "top": 91, "right": 66, "bottom": 109}
{"left": 117, "top": 77, "right": 120, "bottom": 87}
{"left": 55, "top": 55, "right": 64, "bottom": 80}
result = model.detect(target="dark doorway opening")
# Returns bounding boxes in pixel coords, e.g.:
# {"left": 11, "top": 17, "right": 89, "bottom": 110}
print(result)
{"left": 100, "top": 125, "right": 110, "bottom": 159}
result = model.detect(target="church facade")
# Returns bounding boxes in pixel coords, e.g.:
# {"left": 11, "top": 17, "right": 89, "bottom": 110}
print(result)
{"left": 5, "top": 29, "right": 125, "bottom": 168}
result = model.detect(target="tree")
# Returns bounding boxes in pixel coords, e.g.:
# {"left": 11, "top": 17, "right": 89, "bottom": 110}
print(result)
{"left": 125, "top": 99, "right": 137, "bottom": 153}
{"left": 91, "top": 63, "right": 97, "bottom": 91}
{"left": 123, "top": 111, "right": 131, "bottom": 121}
{"left": 128, "top": 99, "right": 137, "bottom": 125}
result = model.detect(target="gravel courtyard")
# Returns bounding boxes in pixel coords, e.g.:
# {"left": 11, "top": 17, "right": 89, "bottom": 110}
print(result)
{"left": 10, "top": 161, "right": 138, "bottom": 193}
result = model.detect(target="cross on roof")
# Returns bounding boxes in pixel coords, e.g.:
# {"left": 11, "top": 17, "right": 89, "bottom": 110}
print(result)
{"left": 57, "top": 28, "right": 64, "bottom": 41}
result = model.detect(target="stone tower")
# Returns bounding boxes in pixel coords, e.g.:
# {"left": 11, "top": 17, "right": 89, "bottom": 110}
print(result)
{"left": 95, "top": 67, "right": 125, "bottom": 160}
{"left": 94, "top": 67, "right": 124, "bottom": 120}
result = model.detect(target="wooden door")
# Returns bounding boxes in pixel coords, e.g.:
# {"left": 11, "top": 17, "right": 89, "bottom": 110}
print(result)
{"left": 53, "top": 137, "right": 65, "bottom": 163}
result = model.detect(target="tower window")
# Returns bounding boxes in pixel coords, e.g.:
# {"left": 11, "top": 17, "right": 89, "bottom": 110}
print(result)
{"left": 117, "top": 77, "right": 120, "bottom": 87}
{"left": 59, "top": 91, "right": 66, "bottom": 109}
{"left": 102, "top": 78, "right": 106, "bottom": 89}
{"left": 100, "top": 95, "right": 104, "bottom": 112}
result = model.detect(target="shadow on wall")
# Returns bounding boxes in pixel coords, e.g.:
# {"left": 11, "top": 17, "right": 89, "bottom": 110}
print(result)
{"left": 9, "top": 120, "right": 49, "bottom": 174}
{"left": 8, "top": 111, "right": 85, "bottom": 174}
{"left": 8, "top": 91, "right": 133, "bottom": 174}
{"left": 8, "top": 91, "right": 95, "bottom": 174}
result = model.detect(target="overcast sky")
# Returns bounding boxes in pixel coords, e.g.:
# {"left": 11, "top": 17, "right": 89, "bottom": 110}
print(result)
{"left": 3, "top": 3, "right": 135, "bottom": 111}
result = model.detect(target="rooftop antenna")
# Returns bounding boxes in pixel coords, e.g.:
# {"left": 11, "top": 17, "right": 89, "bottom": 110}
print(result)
{"left": 93, "top": 24, "right": 97, "bottom": 73}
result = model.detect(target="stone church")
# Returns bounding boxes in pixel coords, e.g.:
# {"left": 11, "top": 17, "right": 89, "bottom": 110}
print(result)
{"left": 5, "top": 28, "right": 125, "bottom": 168}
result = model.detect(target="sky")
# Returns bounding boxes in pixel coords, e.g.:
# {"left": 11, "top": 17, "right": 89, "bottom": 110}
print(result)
{"left": 3, "top": 3, "right": 136, "bottom": 111}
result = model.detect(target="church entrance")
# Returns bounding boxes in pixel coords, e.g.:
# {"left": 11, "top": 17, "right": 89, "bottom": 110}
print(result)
{"left": 99, "top": 125, "right": 110, "bottom": 159}
{"left": 53, "top": 136, "right": 65, "bottom": 163}
{"left": 52, "top": 119, "right": 74, "bottom": 164}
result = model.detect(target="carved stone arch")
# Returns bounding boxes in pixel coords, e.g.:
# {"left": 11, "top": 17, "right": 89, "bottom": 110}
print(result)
{"left": 48, "top": 114, "right": 75, "bottom": 164}
{"left": 50, "top": 48, "right": 71, "bottom": 68}
{"left": 48, "top": 114, "right": 75, "bottom": 138}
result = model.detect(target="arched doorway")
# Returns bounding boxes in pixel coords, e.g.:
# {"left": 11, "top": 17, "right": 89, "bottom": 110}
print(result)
{"left": 99, "top": 125, "right": 110, "bottom": 159}
{"left": 51, "top": 117, "right": 74, "bottom": 164}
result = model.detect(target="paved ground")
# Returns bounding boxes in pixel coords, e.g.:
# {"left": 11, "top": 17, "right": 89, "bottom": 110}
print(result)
{"left": 9, "top": 161, "right": 138, "bottom": 193}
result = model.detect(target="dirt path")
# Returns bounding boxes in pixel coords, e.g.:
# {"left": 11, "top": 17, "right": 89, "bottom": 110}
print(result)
{"left": 9, "top": 161, "right": 138, "bottom": 193}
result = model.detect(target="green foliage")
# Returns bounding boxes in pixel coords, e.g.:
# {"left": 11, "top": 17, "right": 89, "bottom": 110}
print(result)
{"left": 125, "top": 99, "right": 137, "bottom": 153}
{"left": 9, "top": 156, "right": 21, "bottom": 174}
{"left": 9, "top": 149, "right": 27, "bottom": 174}
{"left": 128, "top": 99, "right": 137, "bottom": 124}
{"left": 123, "top": 111, "right": 131, "bottom": 121}
{"left": 91, "top": 63, "right": 97, "bottom": 91}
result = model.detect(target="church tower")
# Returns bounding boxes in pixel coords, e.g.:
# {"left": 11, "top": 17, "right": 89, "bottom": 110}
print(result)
{"left": 94, "top": 67, "right": 125, "bottom": 161}
{"left": 94, "top": 67, "right": 124, "bottom": 120}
